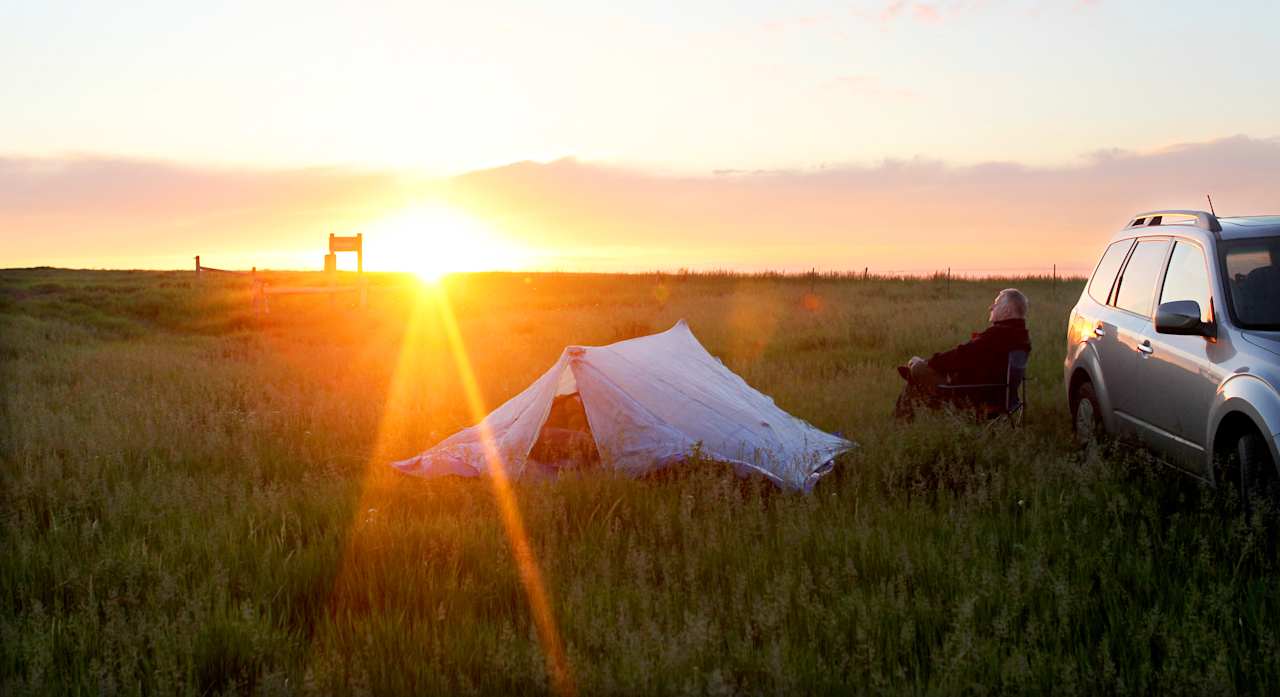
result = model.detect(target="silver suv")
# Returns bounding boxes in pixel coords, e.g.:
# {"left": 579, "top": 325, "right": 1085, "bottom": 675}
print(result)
{"left": 1064, "top": 210, "right": 1280, "bottom": 494}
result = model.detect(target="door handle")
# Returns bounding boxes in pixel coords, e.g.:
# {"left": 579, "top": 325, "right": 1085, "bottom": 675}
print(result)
{"left": 1093, "top": 326, "right": 1106, "bottom": 337}
{"left": 1138, "top": 340, "right": 1153, "bottom": 355}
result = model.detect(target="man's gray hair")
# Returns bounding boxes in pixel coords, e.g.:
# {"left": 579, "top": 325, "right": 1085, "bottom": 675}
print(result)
{"left": 996, "top": 288, "right": 1029, "bottom": 319}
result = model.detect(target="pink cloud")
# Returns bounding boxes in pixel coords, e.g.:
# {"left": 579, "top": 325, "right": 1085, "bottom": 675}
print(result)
{"left": 862, "top": 1, "right": 1034, "bottom": 25}
{"left": 3, "top": 136, "right": 1278, "bottom": 275}
{"left": 438, "top": 135, "right": 1280, "bottom": 273}
{"left": 879, "top": 1, "right": 908, "bottom": 22}
{"left": 912, "top": 4, "right": 941, "bottom": 22}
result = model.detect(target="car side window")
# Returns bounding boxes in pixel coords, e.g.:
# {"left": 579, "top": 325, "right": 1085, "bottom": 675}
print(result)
{"left": 1158, "top": 241, "right": 1213, "bottom": 322}
{"left": 1113, "top": 238, "right": 1171, "bottom": 318}
{"left": 1088, "top": 240, "right": 1133, "bottom": 304}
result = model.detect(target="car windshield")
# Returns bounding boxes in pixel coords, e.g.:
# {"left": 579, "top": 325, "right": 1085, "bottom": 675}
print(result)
{"left": 1222, "top": 235, "right": 1280, "bottom": 329}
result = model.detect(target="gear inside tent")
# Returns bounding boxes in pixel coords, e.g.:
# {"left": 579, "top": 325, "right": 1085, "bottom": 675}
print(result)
{"left": 528, "top": 392, "right": 599, "bottom": 472}
{"left": 391, "top": 320, "right": 855, "bottom": 491}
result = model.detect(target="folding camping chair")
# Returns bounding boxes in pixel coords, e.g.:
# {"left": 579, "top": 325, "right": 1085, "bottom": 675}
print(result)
{"left": 936, "top": 350, "right": 1029, "bottom": 426}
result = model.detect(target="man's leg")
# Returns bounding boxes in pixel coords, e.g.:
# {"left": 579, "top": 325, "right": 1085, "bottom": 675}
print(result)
{"left": 894, "top": 383, "right": 916, "bottom": 421}
{"left": 894, "top": 380, "right": 937, "bottom": 421}
{"left": 894, "top": 360, "right": 944, "bottom": 421}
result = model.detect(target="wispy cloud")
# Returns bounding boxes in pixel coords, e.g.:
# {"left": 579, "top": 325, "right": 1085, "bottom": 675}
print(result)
{"left": 867, "top": 1, "right": 950, "bottom": 24}
{"left": 912, "top": 3, "right": 941, "bottom": 22}
{"left": 861, "top": 1, "right": 1090, "bottom": 25}
{"left": 877, "top": 1, "right": 908, "bottom": 22}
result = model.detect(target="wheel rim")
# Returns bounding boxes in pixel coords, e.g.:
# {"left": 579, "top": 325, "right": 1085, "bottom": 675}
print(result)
{"left": 1075, "top": 399, "right": 1096, "bottom": 442}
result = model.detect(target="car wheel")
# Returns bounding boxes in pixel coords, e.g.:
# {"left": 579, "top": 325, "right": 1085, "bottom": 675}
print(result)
{"left": 1226, "top": 430, "right": 1277, "bottom": 505}
{"left": 1072, "top": 382, "right": 1103, "bottom": 447}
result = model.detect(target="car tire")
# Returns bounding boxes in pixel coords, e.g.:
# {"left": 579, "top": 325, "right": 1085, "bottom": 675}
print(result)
{"left": 1224, "top": 429, "right": 1277, "bottom": 505}
{"left": 1071, "top": 382, "right": 1103, "bottom": 447}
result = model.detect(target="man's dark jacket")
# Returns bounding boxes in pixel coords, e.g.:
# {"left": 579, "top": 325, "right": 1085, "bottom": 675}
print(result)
{"left": 927, "top": 318, "right": 1032, "bottom": 386}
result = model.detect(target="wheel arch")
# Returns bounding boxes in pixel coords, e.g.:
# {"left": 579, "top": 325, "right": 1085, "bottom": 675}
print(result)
{"left": 1208, "top": 375, "right": 1280, "bottom": 481}
{"left": 1066, "top": 353, "right": 1116, "bottom": 433}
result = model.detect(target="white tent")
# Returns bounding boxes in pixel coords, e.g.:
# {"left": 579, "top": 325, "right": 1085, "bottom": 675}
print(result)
{"left": 391, "top": 320, "right": 855, "bottom": 491}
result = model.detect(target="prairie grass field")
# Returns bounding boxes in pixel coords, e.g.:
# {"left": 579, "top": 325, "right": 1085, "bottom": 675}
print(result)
{"left": 2, "top": 268, "right": 1279, "bottom": 695}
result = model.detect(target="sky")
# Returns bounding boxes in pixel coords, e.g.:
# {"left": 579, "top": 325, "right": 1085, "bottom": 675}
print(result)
{"left": 1, "top": 1, "right": 1278, "bottom": 274}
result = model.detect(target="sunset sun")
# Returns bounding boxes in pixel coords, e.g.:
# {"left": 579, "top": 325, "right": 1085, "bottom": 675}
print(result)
{"left": 368, "top": 204, "right": 527, "bottom": 281}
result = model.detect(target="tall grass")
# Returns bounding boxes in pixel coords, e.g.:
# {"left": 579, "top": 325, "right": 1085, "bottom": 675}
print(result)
{"left": 1, "top": 268, "right": 1277, "bottom": 695}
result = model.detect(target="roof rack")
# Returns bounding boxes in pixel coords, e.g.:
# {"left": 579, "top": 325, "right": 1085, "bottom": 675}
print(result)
{"left": 1126, "top": 209, "right": 1221, "bottom": 233}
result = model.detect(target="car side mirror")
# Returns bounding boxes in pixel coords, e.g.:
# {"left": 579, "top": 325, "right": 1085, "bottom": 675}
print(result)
{"left": 1154, "top": 300, "right": 1214, "bottom": 337}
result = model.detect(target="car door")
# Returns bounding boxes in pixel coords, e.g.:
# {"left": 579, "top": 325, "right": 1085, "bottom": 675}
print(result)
{"left": 1140, "top": 239, "right": 1229, "bottom": 475}
{"left": 1077, "top": 239, "right": 1135, "bottom": 425}
{"left": 1105, "top": 237, "right": 1172, "bottom": 442}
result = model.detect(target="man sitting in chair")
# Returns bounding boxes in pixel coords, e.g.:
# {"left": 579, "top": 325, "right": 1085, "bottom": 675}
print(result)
{"left": 895, "top": 288, "right": 1031, "bottom": 420}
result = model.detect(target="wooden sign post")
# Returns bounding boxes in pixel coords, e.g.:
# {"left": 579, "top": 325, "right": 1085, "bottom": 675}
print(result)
{"left": 327, "top": 232, "right": 366, "bottom": 308}
{"left": 329, "top": 233, "right": 363, "bottom": 273}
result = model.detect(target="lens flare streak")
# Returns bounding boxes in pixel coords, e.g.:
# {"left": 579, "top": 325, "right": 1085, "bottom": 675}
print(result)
{"left": 431, "top": 285, "right": 575, "bottom": 697}
{"left": 329, "top": 280, "right": 573, "bottom": 695}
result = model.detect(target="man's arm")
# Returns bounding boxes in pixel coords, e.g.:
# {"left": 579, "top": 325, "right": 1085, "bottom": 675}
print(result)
{"left": 927, "top": 330, "right": 991, "bottom": 376}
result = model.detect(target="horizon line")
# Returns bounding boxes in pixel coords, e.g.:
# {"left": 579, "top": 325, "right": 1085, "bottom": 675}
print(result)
{"left": 0, "top": 266, "right": 1091, "bottom": 281}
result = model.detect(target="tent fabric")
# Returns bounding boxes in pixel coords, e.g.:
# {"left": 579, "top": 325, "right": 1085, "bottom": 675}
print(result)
{"left": 391, "top": 320, "right": 855, "bottom": 491}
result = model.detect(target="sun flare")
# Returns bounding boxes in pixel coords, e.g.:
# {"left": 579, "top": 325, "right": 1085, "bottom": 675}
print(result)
{"left": 368, "top": 204, "right": 528, "bottom": 281}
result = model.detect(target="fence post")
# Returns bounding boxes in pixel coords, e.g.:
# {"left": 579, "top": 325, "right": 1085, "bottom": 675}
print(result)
{"left": 195, "top": 255, "right": 201, "bottom": 279}
{"left": 1052, "top": 264, "right": 1057, "bottom": 299}
{"left": 947, "top": 267, "right": 951, "bottom": 296}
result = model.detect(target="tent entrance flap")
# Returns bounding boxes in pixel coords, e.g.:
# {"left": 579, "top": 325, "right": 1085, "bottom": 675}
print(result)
{"left": 528, "top": 391, "right": 600, "bottom": 469}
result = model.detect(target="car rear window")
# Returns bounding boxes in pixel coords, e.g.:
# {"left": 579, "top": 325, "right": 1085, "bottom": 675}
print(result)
{"left": 1088, "top": 240, "right": 1133, "bottom": 305}
{"left": 1114, "top": 239, "right": 1170, "bottom": 317}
